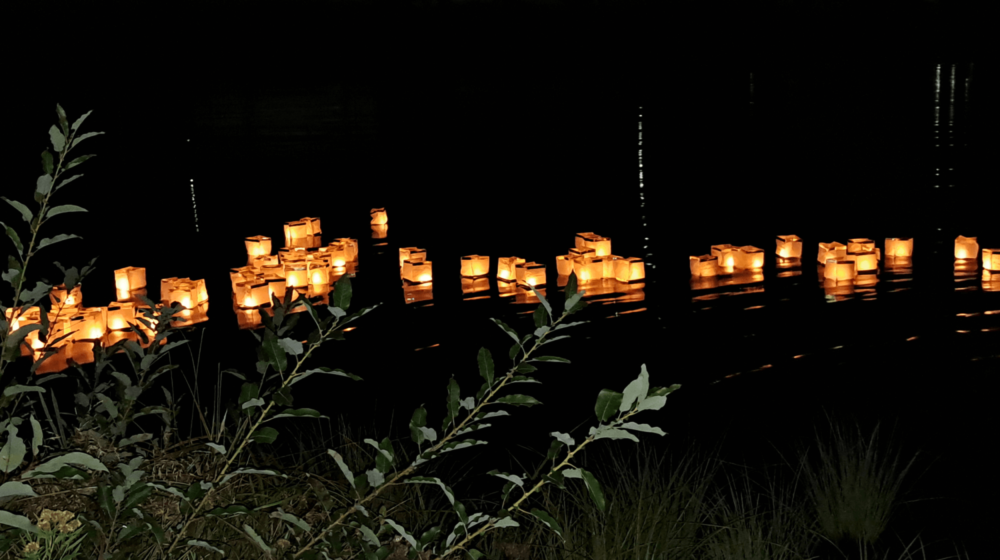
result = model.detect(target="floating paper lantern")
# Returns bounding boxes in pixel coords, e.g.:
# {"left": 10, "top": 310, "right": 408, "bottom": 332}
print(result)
{"left": 266, "top": 278, "right": 288, "bottom": 302}
{"left": 309, "top": 263, "right": 331, "bottom": 286}
{"left": 599, "top": 255, "right": 622, "bottom": 279}
{"left": 50, "top": 284, "right": 82, "bottom": 308}
{"left": 399, "top": 247, "right": 427, "bottom": 268}
{"left": 824, "top": 258, "right": 857, "bottom": 281}
{"left": 320, "top": 243, "right": 349, "bottom": 267}
{"left": 518, "top": 262, "right": 546, "bottom": 287}
{"left": 106, "top": 303, "right": 136, "bottom": 332}
{"left": 885, "top": 238, "right": 913, "bottom": 258}
{"left": 984, "top": 248, "right": 1000, "bottom": 271}
{"left": 845, "top": 252, "right": 879, "bottom": 273}
{"left": 403, "top": 260, "right": 433, "bottom": 283}
{"left": 371, "top": 224, "right": 388, "bottom": 238}
{"left": 575, "top": 232, "right": 597, "bottom": 250}
{"left": 711, "top": 244, "right": 736, "bottom": 268}
{"left": 237, "top": 308, "right": 264, "bottom": 329}
{"left": 370, "top": 208, "right": 388, "bottom": 225}
{"left": 285, "top": 264, "right": 309, "bottom": 288}
{"left": 252, "top": 255, "right": 280, "bottom": 269}
{"left": 460, "top": 255, "right": 490, "bottom": 277}
{"left": 461, "top": 277, "right": 490, "bottom": 295}
{"left": 114, "top": 266, "right": 147, "bottom": 292}
{"left": 573, "top": 258, "right": 603, "bottom": 283}
{"left": 331, "top": 238, "right": 359, "bottom": 262}
{"left": 736, "top": 246, "right": 764, "bottom": 270}
{"left": 615, "top": 257, "right": 645, "bottom": 283}
{"left": 776, "top": 235, "right": 803, "bottom": 259}
{"left": 239, "top": 283, "right": 271, "bottom": 308}
{"left": 245, "top": 236, "right": 272, "bottom": 259}
{"left": 583, "top": 236, "right": 612, "bottom": 257}
{"left": 954, "top": 235, "right": 978, "bottom": 259}
{"left": 497, "top": 257, "right": 525, "bottom": 282}
{"left": 847, "top": 238, "right": 875, "bottom": 254}
{"left": 817, "top": 242, "right": 847, "bottom": 265}
{"left": 555, "top": 255, "right": 574, "bottom": 276}
{"left": 569, "top": 247, "right": 596, "bottom": 261}
{"left": 689, "top": 254, "right": 718, "bottom": 277}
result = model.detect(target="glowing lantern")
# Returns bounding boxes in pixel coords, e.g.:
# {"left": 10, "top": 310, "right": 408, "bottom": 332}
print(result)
{"left": 252, "top": 255, "right": 280, "bottom": 269}
{"left": 824, "top": 258, "right": 857, "bottom": 281}
{"left": 575, "top": 232, "right": 597, "bottom": 250}
{"left": 776, "top": 235, "right": 803, "bottom": 258}
{"left": 245, "top": 236, "right": 272, "bottom": 260}
{"left": 237, "top": 308, "right": 263, "bottom": 329}
{"left": 569, "top": 247, "right": 596, "bottom": 261}
{"left": 555, "top": 255, "right": 574, "bottom": 276}
{"left": 689, "top": 254, "right": 718, "bottom": 277}
{"left": 301, "top": 217, "right": 321, "bottom": 236}
{"left": 847, "top": 238, "right": 875, "bottom": 254}
{"left": 583, "top": 236, "right": 612, "bottom": 257}
{"left": 460, "top": 255, "right": 490, "bottom": 277}
{"left": 284, "top": 221, "right": 308, "bottom": 247}
{"left": 615, "top": 257, "right": 645, "bottom": 283}
{"left": 309, "top": 263, "right": 331, "bottom": 286}
{"left": 266, "top": 278, "right": 288, "bottom": 302}
{"left": 599, "top": 255, "right": 622, "bottom": 278}
{"left": 285, "top": 264, "right": 309, "bottom": 288}
{"left": 572, "top": 258, "right": 603, "bottom": 283}
{"left": 330, "top": 238, "right": 359, "bottom": 262}
{"left": 371, "top": 208, "right": 388, "bottom": 225}
{"left": 497, "top": 257, "right": 525, "bottom": 282}
{"left": 984, "top": 248, "right": 1000, "bottom": 271}
{"left": 735, "top": 246, "right": 764, "bottom": 270}
{"left": 50, "top": 284, "right": 82, "bottom": 308}
{"left": 848, "top": 252, "right": 879, "bottom": 273}
{"left": 885, "top": 238, "right": 913, "bottom": 258}
{"left": 371, "top": 224, "right": 388, "bottom": 238}
{"left": 518, "top": 263, "right": 546, "bottom": 287}
{"left": 711, "top": 244, "right": 736, "bottom": 269}
{"left": 399, "top": 247, "right": 427, "bottom": 268}
{"left": 321, "top": 243, "right": 349, "bottom": 267}
{"left": 498, "top": 281, "right": 518, "bottom": 297}
{"left": 955, "top": 236, "right": 978, "bottom": 259}
{"left": 114, "top": 266, "right": 147, "bottom": 293}
{"left": 817, "top": 242, "right": 847, "bottom": 265}
{"left": 107, "top": 303, "right": 135, "bottom": 332}
{"left": 403, "top": 260, "right": 433, "bottom": 283}
{"left": 239, "top": 283, "right": 270, "bottom": 308}
{"left": 461, "top": 277, "right": 490, "bottom": 295}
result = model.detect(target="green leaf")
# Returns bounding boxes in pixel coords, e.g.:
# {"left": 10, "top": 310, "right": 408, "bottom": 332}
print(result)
{"left": 495, "top": 394, "right": 542, "bottom": 407}
{"left": 404, "top": 476, "right": 455, "bottom": 506}
{"left": 71, "top": 110, "right": 93, "bottom": 133}
{"left": 531, "top": 356, "right": 570, "bottom": 363}
{"left": 290, "top": 367, "right": 362, "bottom": 385}
{"left": 1, "top": 221, "right": 24, "bottom": 257}
{"left": 488, "top": 470, "right": 524, "bottom": 487}
{"left": 443, "top": 377, "right": 460, "bottom": 431}
{"left": 329, "top": 450, "right": 356, "bottom": 488}
{"left": 0, "top": 481, "right": 37, "bottom": 499}
{"left": 22, "top": 451, "right": 109, "bottom": 477}
{"left": 41, "top": 149, "right": 54, "bottom": 174}
{"left": 620, "top": 364, "right": 650, "bottom": 412}
{"left": 261, "top": 330, "right": 288, "bottom": 373}
{"left": 533, "top": 305, "right": 549, "bottom": 330}
{"left": 206, "top": 443, "right": 226, "bottom": 455}
{"left": 410, "top": 405, "right": 428, "bottom": 445}
{"left": 53, "top": 174, "right": 83, "bottom": 191}
{"left": 49, "top": 125, "right": 66, "bottom": 152}
{"left": 0, "top": 510, "right": 39, "bottom": 533}
{"left": 509, "top": 341, "right": 520, "bottom": 361}
{"left": 592, "top": 427, "right": 639, "bottom": 443}
{"left": 514, "top": 363, "right": 537, "bottom": 374}
{"left": 219, "top": 468, "right": 287, "bottom": 486}
{"left": 270, "top": 408, "right": 326, "bottom": 420}
{"left": 206, "top": 504, "right": 250, "bottom": 517}
{"left": 29, "top": 415, "right": 42, "bottom": 457}
{"left": 594, "top": 390, "right": 623, "bottom": 422}
{"left": 385, "top": 518, "right": 418, "bottom": 549}
{"left": 56, "top": 104, "right": 68, "bottom": 132}
{"left": 71, "top": 131, "right": 104, "bottom": 150}
{"left": 36, "top": 233, "right": 81, "bottom": 252}
{"left": 97, "top": 484, "right": 114, "bottom": 518}
{"left": 95, "top": 393, "right": 119, "bottom": 419}
{"left": 366, "top": 468, "right": 384, "bottom": 489}
{"left": 251, "top": 426, "right": 278, "bottom": 444}
{"left": 0, "top": 426, "right": 26, "bottom": 474}
{"left": 490, "top": 317, "right": 521, "bottom": 346}
{"left": 648, "top": 384, "right": 681, "bottom": 398}
{"left": 187, "top": 540, "right": 224, "bottom": 555}
{"left": 565, "top": 271, "right": 578, "bottom": 302}
{"left": 244, "top": 524, "right": 273, "bottom": 554}
{"left": 277, "top": 337, "right": 303, "bottom": 356}
{"left": 619, "top": 422, "right": 666, "bottom": 436}
{"left": 580, "top": 468, "right": 606, "bottom": 513}
{"left": 529, "top": 508, "right": 564, "bottom": 540}
{"left": 477, "top": 347, "right": 494, "bottom": 388}
{"left": 333, "top": 273, "right": 352, "bottom": 311}
{"left": 44, "top": 204, "right": 88, "bottom": 220}
{"left": 551, "top": 432, "right": 575, "bottom": 447}
{"left": 2, "top": 385, "right": 45, "bottom": 397}
{"left": 636, "top": 395, "right": 667, "bottom": 412}
{"left": 65, "top": 154, "right": 94, "bottom": 171}
{"left": 1, "top": 197, "right": 32, "bottom": 223}
{"left": 494, "top": 517, "right": 519, "bottom": 528}
{"left": 241, "top": 398, "right": 264, "bottom": 410}
{"left": 271, "top": 509, "right": 311, "bottom": 533}
{"left": 238, "top": 382, "right": 259, "bottom": 410}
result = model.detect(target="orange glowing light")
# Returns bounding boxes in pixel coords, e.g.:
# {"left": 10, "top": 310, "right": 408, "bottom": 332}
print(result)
{"left": 885, "top": 238, "right": 914, "bottom": 258}
{"left": 776, "top": 235, "right": 803, "bottom": 258}
{"left": 955, "top": 235, "right": 978, "bottom": 259}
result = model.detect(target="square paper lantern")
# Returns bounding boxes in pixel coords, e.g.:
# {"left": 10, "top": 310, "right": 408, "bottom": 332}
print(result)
{"left": 599, "top": 255, "right": 622, "bottom": 278}
{"left": 301, "top": 217, "right": 321, "bottom": 236}
{"left": 403, "top": 260, "right": 433, "bottom": 283}
{"left": 333, "top": 238, "right": 359, "bottom": 262}
{"left": 711, "top": 244, "right": 736, "bottom": 269}
{"left": 848, "top": 252, "right": 879, "bottom": 273}
{"left": 736, "top": 246, "right": 764, "bottom": 270}
{"left": 284, "top": 221, "right": 308, "bottom": 247}
{"left": 245, "top": 236, "right": 272, "bottom": 259}
{"left": 572, "top": 258, "right": 603, "bottom": 283}
{"left": 72, "top": 307, "right": 107, "bottom": 340}
{"left": 615, "top": 257, "right": 645, "bottom": 283}
{"left": 50, "top": 284, "right": 82, "bottom": 308}
{"left": 106, "top": 303, "right": 136, "bottom": 332}
{"left": 371, "top": 208, "right": 388, "bottom": 225}
{"left": 266, "top": 278, "right": 288, "bottom": 302}
{"left": 497, "top": 257, "right": 525, "bottom": 282}
{"left": 555, "top": 255, "right": 574, "bottom": 276}
{"left": 309, "top": 264, "right": 330, "bottom": 286}
{"left": 460, "top": 255, "right": 490, "bottom": 277}
{"left": 817, "top": 242, "right": 847, "bottom": 265}
{"left": 775, "top": 235, "right": 803, "bottom": 259}
{"left": 689, "top": 255, "right": 718, "bottom": 277}
{"left": 114, "top": 266, "right": 147, "bottom": 292}
{"left": 885, "top": 238, "right": 913, "bottom": 258}
{"left": 399, "top": 247, "right": 427, "bottom": 268}
{"left": 518, "top": 262, "right": 546, "bottom": 287}
{"left": 323, "top": 244, "right": 349, "bottom": 267}
{"left": 575, "top": 232, "right": 597, "bottom": 250}
{"left": 983, "top": 248, "right": 1000, "bottom": 271}
{"left": 583, "top": 236, "right": 612, "bottom": 257}
{"left": 847, "top": 238, "right": 875, "bottom": 254}
{"left": 569, "top": 247, "right": 596, "bottom": 261}
{"left": 461, "top": 277, "right": 490, "bottom": 295}
{"left": 954, "top": 235, "right": 978, "bottom": 259}
{"left": 824, "top": 258, "right": 857, "bottom": 281}
{"left": 284, "top": 264, "right": 309, "bottom": 288}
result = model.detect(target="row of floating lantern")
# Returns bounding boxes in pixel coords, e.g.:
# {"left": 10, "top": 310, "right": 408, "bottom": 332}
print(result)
{"left": 554, "top": 232, "right": 646, "bottom": 284}
{"left": 5, "top": 266, "right": 209, "bottom": 374}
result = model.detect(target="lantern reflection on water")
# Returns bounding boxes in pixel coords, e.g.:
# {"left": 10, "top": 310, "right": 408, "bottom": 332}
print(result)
{"left": 403, "top": 282, "right": 433, "bottom": 304}
{"left": 824, "top": 258, "right": 857, "bottom": 281}
{"left": 885, "top": 238, "right": 914, "bottom": 258}
{"left": 818, "top": 242, "right": 847, "bottom": 265}
{"left": 984, "top": 270, "right": 1000, "bottom": 292}
{"left": 955, "top": 235, "right": 978, "bottom": 259}
{"left": 461, "top": 277, "right": 490, "bottom": 295}
{"left": 599, "top": 255, "right": 622, "bottom": 279}
{"left": 776, "top": 235, "right": 803, "bottom": 258}
{"left": 460, "top": 255, "right": 490, "bottom": 277}
{"left": 983, "top": 248, "right": 1000, "bottom": 271}
{"left": 689, "top": 255, "right": 718, "bottom": 277}
{"left": 370, "top": 208, "right": 388, "bottom": 225}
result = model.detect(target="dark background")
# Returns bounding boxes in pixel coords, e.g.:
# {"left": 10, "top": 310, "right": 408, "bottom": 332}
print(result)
{"left": 3, "top": 1, "right": 998, "bottom": 556}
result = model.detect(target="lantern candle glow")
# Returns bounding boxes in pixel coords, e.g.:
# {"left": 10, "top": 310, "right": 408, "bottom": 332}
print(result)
{"left": 711, "top": 244, "right": 736, "bottom": 268}
{"left": 403, "top": 260, "right": 433, "bottom": 283}
{"left": 984, "top": 248, "right": 1000, "bottom": 271}
{"left": 615, "top": 257, "right": 645, "bottom": 283}
{"left": 460, "top": 255, "right": 490, "bottom": 277}
{"left": 245, "top": 236, "right": 272, "bottom": 259}
{"left": 885, "top": 238, "right": 914, "bottom": 258}
{"left": 114, "top": 267, "right": 147, "bottom": 292}
{"left": 736, "top": 246, "right": 765, "bottom": 270}
{"left": 497, "top": 257, "right": 525, "bottom": 282}
{"left": 689, "top": 254, "right": 718, "bottom": 277}
{"left": 955, "top": 236, "right": 978, "bottom": 259}
{"left": 776, "top": 235, "right": 803, "bottom": 258}
{"left": 573, "top": 258, "right": 603, "bottom": 283}
{"left": 818, "top": 242, "right": 847, "bottom": 265}
{"left": 555, "top": 255, "right": 574, "bottom": 276}
{"left": 824, "top": 258, "right": 857, "bottom": 281}
{"left": 370, "top": 208, "right": 388, "bottom": 225}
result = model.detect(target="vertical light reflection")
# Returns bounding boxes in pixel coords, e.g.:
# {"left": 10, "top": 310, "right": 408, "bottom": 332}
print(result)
{"left": 190, "top": 178, "right": 199, "bottom": 233}
{"left": 934, "top": 64, "right": 940, "bottom": 148}
{"left": 949, "top": 63, "right": 955, "bottom": 146}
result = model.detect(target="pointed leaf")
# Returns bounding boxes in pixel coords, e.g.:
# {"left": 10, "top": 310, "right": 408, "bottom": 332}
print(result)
{"left": 404, "top": 476, "right": 455, "bottom": 505}
{"left": 0, "top": 481, "right": 37, "bottom": 499}
{"left": 44, "top": 205, "right": 88, "bottom": 219}
{"left": 565, "top": 271, "right": 578, "bottom": 302}
{"left": 71, "top": 110, "right": 92, "bottom": 133}
{"left": 0, "top": 510, "right": 39, "bottom": 533}
{"left": 580, "top": 468, "right": 606, "bottom": 513}
{"left": 187, "top": 540, "right": 224, "bottom": 555}
{"left": 277, "top": 337, "right": 303, "bottom": 356}
{"left": 261, "top": 330, "right": 288, "bottom": 372}
{"left": 594, "top": 389, "right": 623, "bottom": 422}
{"left": 495, "top": 394, "right": 542, "bottom": 407}
{"left": 206, "top": 443, "right": 227, "bottom": 455}
{"left": 593, "top": 427, "right": 639, "bottom": 443}
{"left": 49, "top": 125, "right": 66, "bottom": 152}
{"left": 329, "top": 450, "right": 356, "bottom": 488}
{"left": 531, "top": 356, "right": 570, "bottom": 363}
{"left": 65, "top": 154, "right": 94, "bottom": 171}
{"left": 21, "top": 451, "right": 109, "bottom": 477}
{"left": 250, "top": 426, "right": 278, "bottom": 444}
{"left": 636, "top": 395, "right": 667, "bottom": 412}
{"left": 219, "top": 468, "right": 287, "bottom": 486}
{"left": 477, "top": 347, "right": 494, "bottom": 388}
{"left": 494, "top": 517, "right": 519, "bottom": 528}
{"left": 620, "top": 364, "right": 650, "bottom": 412}
{"left": 648, "top": 384, "right": 681, "bottom": 398}
{"left": 36, "top": 233, "right": 81, "bottom": 251}
{"left": 529, "top": 508, "right": 564, "bottom": 540}
{"left": 244, "top": 524, "right": 273, "bottom": 554}
{"left": 551, "top": 432, "right": 575, "bottom": 447}
{"left": 333, "top": 273, "right": 352, "bottom": 311}
{"left": 619, "top": 422, "right": 666, "bottom": 436}
{"left": 385, "top": 518, "right": 418, "bottom": 548}
{"left": 70, "top": 131, "right": 104, "bottom": 150}
{"left": 1, "top": 197, "right": 32, "bottom": 223}
{"left": 490, "top": 317, "right": 521, "bottom": 345}
{"left": 29, "top": 415, "right": 42, "bottom": 457}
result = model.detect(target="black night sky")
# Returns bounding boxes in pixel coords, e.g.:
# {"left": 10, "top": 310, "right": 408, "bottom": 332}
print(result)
{"left": 3, "top": 1, "right": 998, "bottom": 557}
